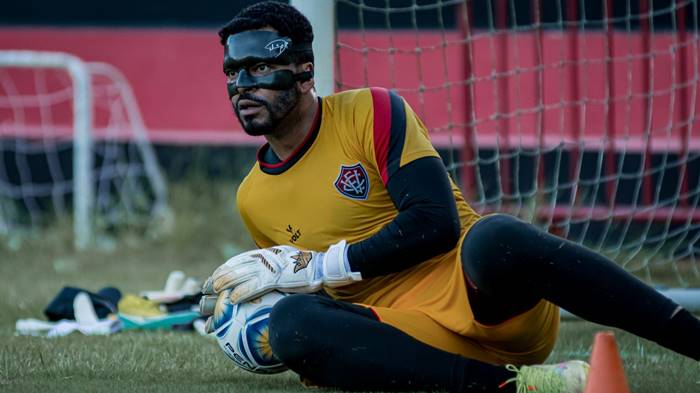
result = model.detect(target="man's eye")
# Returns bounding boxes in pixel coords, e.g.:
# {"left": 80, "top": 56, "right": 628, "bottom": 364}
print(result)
{"left": 255, "top": 64, "right": 269, "bottom": 73}
{"left": 225, "top": 70, "right": 239, "bottom": 80}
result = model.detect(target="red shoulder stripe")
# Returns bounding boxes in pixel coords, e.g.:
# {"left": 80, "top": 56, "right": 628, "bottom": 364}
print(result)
{"left": 370, "top": 87, "right": 391, "bottom": 185}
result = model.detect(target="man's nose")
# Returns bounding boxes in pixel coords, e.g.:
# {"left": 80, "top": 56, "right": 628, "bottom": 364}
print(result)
{"left": 237, "top": 84, "right": 256, "bottom": 95}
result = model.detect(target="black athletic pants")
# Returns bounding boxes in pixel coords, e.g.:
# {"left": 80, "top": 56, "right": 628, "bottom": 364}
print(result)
{"left": 268, "top": 214, "right": 700, "bottom": 392}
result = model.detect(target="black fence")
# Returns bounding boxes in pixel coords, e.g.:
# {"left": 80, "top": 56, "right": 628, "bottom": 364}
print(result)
{"left": 1, "top": 0, "right": 697, "bottom": 30}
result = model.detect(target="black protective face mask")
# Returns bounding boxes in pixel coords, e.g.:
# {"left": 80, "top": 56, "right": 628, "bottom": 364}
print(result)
{"left": 224, "top": 31, "right": 313, "bottom": 98}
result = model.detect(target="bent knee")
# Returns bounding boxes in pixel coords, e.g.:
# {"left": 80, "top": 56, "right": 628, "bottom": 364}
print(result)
{"left": 269, "top": 294, "right": 323, "bottom": 363}
{"left": 471, "top": 214, "right": 529, "bottom": 240}
{"left": 461, "top": 214, "right": 534, "bottom": 288}
{"left": 463, "top": 215, "right": 519, "bottom": 261}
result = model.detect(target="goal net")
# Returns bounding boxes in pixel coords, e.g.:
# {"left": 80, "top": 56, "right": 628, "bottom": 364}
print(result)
{"left": 332, "top": 0, "right": 700, "bottom": 288}
{"left": 0, "top": 51, "right": 168, "bottom": 249}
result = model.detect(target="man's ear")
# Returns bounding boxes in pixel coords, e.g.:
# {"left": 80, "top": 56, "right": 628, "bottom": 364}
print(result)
{"left": 297, "top": 62, "right": 315, "bottom": 93}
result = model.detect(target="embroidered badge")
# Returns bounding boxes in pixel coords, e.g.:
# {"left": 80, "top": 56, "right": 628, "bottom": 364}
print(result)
{"left": 291, "top": 251, "right": 313, "bottom": 273}
{"left": 334, "top": 163, "right": 370, "bottom": 200}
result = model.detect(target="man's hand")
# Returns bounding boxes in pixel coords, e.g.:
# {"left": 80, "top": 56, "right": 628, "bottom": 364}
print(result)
{"left": 201, "top": 240, "right": 361, "bottom": 303}
{"left": 199, "top": 290, "right": 229, "bottom": 334}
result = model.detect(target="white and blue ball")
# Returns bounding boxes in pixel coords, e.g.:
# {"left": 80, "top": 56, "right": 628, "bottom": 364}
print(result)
{"left": 211, "top": 290, "right": 287, "bottom": 374}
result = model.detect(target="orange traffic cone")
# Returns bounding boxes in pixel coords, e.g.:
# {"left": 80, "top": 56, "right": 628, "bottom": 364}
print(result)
{"left": 584, "top": 331, "right": 630, "bottom": 393}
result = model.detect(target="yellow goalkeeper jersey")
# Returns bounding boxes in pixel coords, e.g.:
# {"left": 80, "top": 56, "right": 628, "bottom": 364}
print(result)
{"left": 237, "top": 87, "right": 479, "bottom": 254}
{"left": 236, "top": 87, "right": 558, "bottom": 365}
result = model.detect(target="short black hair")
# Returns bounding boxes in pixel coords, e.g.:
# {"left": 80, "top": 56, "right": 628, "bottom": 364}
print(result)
{"left": 219, "top": 1, "right": 314, "bottom": 65}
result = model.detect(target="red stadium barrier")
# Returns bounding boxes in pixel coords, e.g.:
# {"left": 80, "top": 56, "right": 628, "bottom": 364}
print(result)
{"left": 2, "top": 26, "right": 699, "bottom": 151}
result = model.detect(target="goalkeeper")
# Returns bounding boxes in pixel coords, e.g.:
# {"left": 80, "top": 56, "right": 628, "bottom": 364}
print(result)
{"left": 203, "top": 2, "right": 700, "bottom": 392}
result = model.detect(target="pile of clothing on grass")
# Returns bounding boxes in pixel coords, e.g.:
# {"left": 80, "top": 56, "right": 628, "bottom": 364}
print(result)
{"left": 15, "top": 271, "right": 207, "bottom": 337}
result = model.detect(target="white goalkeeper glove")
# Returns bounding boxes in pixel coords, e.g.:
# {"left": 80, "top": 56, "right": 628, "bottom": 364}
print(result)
{"left": 199, "top": 290, "right": 229, "bottom": 334}
{"left": 201, "top": 240, "right": 362, "bottom": 303}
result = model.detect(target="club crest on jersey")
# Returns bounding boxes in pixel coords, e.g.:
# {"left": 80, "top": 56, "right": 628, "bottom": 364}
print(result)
{"left": 334, "top": 163, "right": 370, "bottom": 200}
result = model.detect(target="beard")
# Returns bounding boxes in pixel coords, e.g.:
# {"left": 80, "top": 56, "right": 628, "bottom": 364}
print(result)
{"left": 234, "top": 87, "right": 300, "bottom": 136}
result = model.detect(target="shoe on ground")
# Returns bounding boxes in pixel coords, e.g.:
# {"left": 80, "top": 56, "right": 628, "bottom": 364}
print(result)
{"left": 500, "top": 360, "right": 590, "bottom": 393}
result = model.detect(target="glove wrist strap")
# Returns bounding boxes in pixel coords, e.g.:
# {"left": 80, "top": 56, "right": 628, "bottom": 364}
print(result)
{"left": 322, "top": 240, "right": 362, "bottom": 286}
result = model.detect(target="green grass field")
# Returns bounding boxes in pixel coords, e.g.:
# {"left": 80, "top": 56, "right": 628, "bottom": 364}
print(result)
{"left": 1, "top": 181, "right": 699, "bottom": 392}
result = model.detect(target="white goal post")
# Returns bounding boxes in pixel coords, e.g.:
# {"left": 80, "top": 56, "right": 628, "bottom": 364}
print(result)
{"left": 0, "top": 50, "right": 168, "bottom": 249}
{"left": 0, "top": 51, "right": 93, "bottom": 248}
{"left": 290, "top": 0, "right": 336, "bottom": 97}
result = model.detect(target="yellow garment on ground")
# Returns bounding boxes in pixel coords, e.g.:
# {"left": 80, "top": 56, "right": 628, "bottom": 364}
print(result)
{"left": 118, "top": 294, "right": 164, "bottom": 317}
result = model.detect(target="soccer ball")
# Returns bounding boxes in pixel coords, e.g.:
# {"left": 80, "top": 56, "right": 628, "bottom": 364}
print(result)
{"left": 211, "top": 290, "right": 287, "bottom": 374}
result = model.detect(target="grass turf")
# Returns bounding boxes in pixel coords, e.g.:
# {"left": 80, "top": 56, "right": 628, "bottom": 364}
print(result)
{"left": 1, "top": 181, "right": 699, "bottom": 392}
